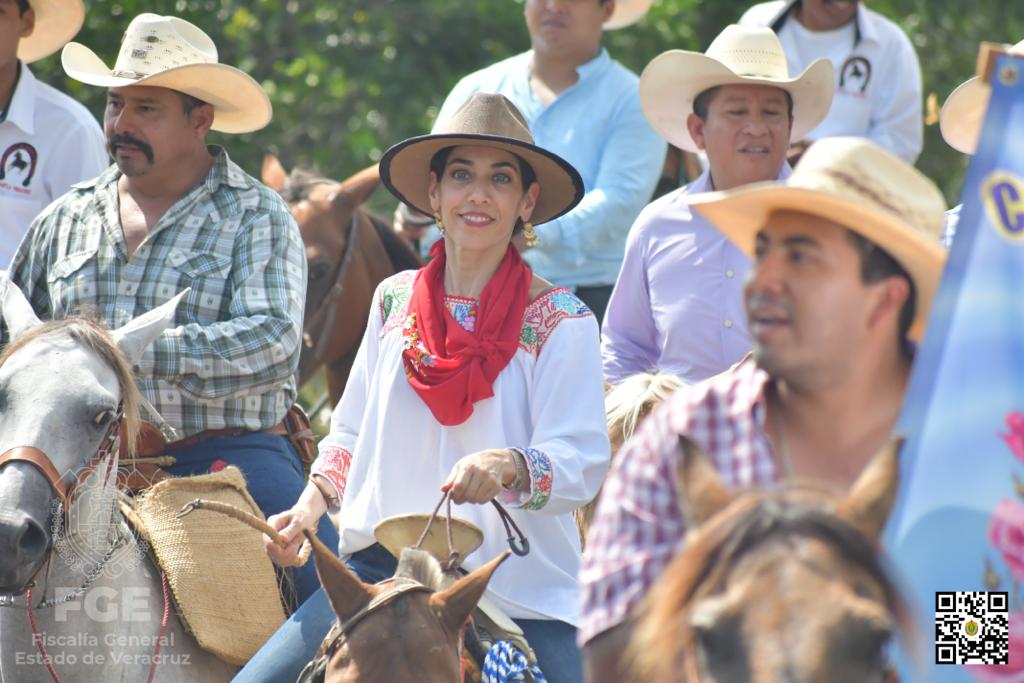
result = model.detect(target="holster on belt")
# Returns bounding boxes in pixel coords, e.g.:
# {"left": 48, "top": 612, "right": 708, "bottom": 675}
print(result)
{"left": 284, "top": 404, "right": 318, "bottom": 472}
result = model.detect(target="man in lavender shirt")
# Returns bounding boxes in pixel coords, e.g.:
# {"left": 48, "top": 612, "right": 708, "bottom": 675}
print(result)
{"left": 601, "top": 24, "right": 835, "bottom": 384}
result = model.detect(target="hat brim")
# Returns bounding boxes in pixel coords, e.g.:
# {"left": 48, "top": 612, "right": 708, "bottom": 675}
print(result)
{"left": 604, "top": 0, "right": 653, "bottom": 30}
{"left": 939, "top": 77, "right": 986, "bottom": 155}
{"left": 18, "top": 0, "right": 84, "bottom": 63}
{"left": 379, "top": 132, "right": 585, "bottom": 225}
{"left": 640, "top": 51, "right": 834, "bottom": 153}
{"left": 374, "top": 514, "right": 484, "bottom": 564}
{"left": 61, "top": 42, "right": 272, "bottom": 134}
{"left": 690, "top": 185, "right": 947, "bottom": 340}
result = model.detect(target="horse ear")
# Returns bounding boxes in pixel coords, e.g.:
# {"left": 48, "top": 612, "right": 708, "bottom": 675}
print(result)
{"left": 676, "top": 435, "right": 735, "bottom": 527}
{"left": 109, "top": 289, "right": 188, "bottom": 366}
{"left": 0, "top": 275, "right": 41, "bottom": 340}
{"left": 330, "top": 165, "right": 380, "bottom": 212}
{"left": 835, "top": 437, "right": 902, "bottom": 544}
{"left": 303, "top": 530, "right": 374, "bottom": 621}
{"left": 262, "top": 153, "right": 288, "bottom": 192}
{"left": 429, "top": 550, "right": 509, "bottom": 635}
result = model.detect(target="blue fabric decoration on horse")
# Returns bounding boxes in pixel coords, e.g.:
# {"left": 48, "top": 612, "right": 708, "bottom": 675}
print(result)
{"left": 481, "top": 641, "right": 546, "bottom": 683}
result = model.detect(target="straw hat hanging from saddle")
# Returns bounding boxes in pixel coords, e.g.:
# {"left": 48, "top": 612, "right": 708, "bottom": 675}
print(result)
{"left": 940, "top": 39, "right": 1024, "bottom": 155}
{"left": 640, "top": 24, "right": 835, "bottom": 153}
{"left": 604, "top": 0, "right": 653, "bottom": 30}
{"left": 60, "top": 13, "right": 272, "bottom": 133}
{"left": 18, "top": 0, "right": 85, "bottom": 63}
{"left": 379, "top": 92, "right": 584, "bottom": 225}
{"left": 690, "top": 136, "right": 947, "bottom": 340}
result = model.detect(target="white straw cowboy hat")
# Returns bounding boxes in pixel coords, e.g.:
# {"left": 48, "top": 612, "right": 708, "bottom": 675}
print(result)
{"left": 17, "top": 0, "right": 84, "bottom": 64}
{"left": 374, "top": 514, "right": 484, "bottom": 565}
{"left": 605, "top": 0, "right": 653, "bottom": 30}
{"left": 690, "top": 137, "right": 947, "bottom": 340}
{"left": 940, "top": 39, "right": 1024, "bottom": 155}
{"left": 380, "top": 92, "right": 585, "bottom": 225}
{"left": 640, "top": 24, "right": 834, "bottom": 153}
{"left": 60, "top": 13, "right": 271, "bottom": 134}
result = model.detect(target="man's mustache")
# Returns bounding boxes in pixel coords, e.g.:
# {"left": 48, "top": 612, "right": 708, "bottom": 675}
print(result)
{"left": 108, "top": 134, "right": 155, "bottom": 163}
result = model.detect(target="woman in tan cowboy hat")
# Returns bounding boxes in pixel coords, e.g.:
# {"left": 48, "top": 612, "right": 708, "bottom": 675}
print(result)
{"left": 239, "top": 93, "right": 609, "bottom": 683}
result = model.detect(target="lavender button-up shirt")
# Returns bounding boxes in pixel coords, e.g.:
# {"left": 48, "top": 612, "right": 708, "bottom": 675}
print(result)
{"left": 601, "top": 165, "right": 791, "bottom": 384}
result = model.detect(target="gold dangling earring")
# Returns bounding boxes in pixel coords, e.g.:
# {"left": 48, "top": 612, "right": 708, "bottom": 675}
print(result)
{"left": 523, "top": 221, "right": 538, "bottom": 248}
{"left": 434, "top": 212, "right": 445, "bottom": 236}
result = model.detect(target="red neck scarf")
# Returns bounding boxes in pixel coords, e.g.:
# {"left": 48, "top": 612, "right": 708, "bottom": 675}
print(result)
{"left": 402, "top": 239, "right": 531, "bottom": 426}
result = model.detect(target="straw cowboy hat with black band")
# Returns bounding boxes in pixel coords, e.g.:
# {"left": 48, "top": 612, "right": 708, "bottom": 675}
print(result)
{"left": 690, "top": 136, "right": 947, "bottom": 341}
{"left": 640, "top": 24, "right": 835, "bottom": 153}
{"left": 604, "top": 0, "right": 653, "bottom": 30}
{"left": 940, "top": 39, "right": 1024, "bottom": 155}
{"left": 60, "top": 13, "right": 271, "bottom": 134}
{"left": 17, "top": 0, "right": 84, "bottom": 64}
{"left": 380, "top": 92, "right": 585, "bottom": 226}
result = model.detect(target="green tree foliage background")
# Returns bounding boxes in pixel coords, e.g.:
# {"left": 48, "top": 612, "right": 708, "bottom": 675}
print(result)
{"left": 34, "top": 0, "right": 1024, "bottom": 208}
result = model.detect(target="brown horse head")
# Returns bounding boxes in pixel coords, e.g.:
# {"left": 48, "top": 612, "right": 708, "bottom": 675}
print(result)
{"left": 633, "top": 438, "right": 911, "bottom": 683}
{"left": 304, "top": 530, "right": 508, "bottom": 683}
{"left": 263, "top": 154, "right": 420, "bottom": 399}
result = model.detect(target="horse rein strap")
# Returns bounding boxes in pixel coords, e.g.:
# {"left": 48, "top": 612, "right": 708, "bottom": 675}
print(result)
{"left": 305, "top": 210, "right": 361, "bottom": 366}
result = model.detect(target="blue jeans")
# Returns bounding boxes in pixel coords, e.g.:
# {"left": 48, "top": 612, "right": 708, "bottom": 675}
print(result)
{"left": 163, "top": 431, "right": 339, "bottom": 607}
{"left": 233, "top": 543, "right": 582, "bottom": 683}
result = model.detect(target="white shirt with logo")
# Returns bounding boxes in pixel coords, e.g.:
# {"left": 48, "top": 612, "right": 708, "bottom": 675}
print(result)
{"left": 0, "top": 63, "right": 107, "bottom": 269}
{"left": 740, "top": 0, "right": 924, "bottom": 163}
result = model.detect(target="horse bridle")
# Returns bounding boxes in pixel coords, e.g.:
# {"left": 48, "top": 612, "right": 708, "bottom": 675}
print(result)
{"left": 0, "top": 401, "right": 125, "bottom": 596}
{"left": 314, "top": 577, "right": 465, "bottom": 682}
{"left": 301, "top": 200, "right": 361, "bottom": 374}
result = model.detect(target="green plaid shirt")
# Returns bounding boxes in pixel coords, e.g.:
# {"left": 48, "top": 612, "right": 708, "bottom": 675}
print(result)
{"left": 7, "top": 146, "right": 306, "bottom": 437}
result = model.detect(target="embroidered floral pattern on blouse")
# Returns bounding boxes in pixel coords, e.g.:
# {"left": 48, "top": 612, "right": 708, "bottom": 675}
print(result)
{"left": 445, "top": 297, "right": 478, "bottom": 332}
{"left": 402, "top": 312, "right": 437, "bottom": 374}
{"left": 521, "top": 447, "right": 554, "bottom": 511}
{"left": 380, "top": 270, "right": 417, "bottom": 337}
{"left": 380, "top": 279, "right": 591, "bottom": 357}
{"left": 311, "top": 445, "right": 353, "bottom": 505}
{"left": 520, "top": 289, "right": 592, "bottom": 356}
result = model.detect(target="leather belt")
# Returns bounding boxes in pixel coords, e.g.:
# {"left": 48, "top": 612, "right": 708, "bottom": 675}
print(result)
{"left": 165, "top": 420, "right": 289, "bottom": 452}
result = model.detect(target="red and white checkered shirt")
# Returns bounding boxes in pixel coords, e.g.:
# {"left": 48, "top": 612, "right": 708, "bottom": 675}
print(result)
{"left": 578, "top": 357, "right": 783, "bottom": 644}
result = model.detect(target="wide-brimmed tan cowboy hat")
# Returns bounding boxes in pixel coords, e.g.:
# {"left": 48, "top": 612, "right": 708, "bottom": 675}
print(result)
{"left": 17, "top": 0, "right": 84, "bottom": 64}
{"left": 605, "top": 0, "right": 653, "bottom": 30}
{"left": 640, "top": 24, "right": 834, "bottom": 153}
{"left": 374, "top": 513, "right": 484, "bottom": 565}
{"left": 690, "top": 137, "right": 947, "bottom": 340}
{"left": 380, "top": 92, "right": 584, "bottom": 225}
{"left": 61, "top": 13, "right": 271, "bottom": 134}
{"left": 940, "top": 39, "right": 1024, "bottom": 155}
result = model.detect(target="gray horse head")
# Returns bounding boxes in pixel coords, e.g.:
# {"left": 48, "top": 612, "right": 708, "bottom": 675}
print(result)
{"left": 0, "top": 278, "right": 185, "bottom": 594}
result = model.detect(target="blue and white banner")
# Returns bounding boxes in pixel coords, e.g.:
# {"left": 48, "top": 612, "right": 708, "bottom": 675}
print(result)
{"left": 887, "top": 51, "right": 1024, "bottom": 682}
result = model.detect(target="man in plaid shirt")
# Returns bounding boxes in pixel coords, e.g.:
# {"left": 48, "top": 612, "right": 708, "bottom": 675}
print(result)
{"left": 2, "top": 14, "right": 338, "bottom": 606}
{"left": 580, "top": 137, "right": 948, "bottom": 680}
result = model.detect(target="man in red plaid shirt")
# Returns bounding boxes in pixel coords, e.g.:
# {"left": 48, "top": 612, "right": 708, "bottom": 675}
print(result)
{"left": 580, "top": 136, "right": 948, "bottom": 681}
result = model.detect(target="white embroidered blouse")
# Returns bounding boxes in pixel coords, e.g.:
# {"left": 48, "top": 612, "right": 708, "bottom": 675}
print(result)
{"left": 311, "top": 270, "right": 610, "bottom": 624}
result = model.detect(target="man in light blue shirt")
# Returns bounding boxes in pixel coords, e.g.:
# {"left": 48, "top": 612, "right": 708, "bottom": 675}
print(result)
{"left": 420, "top": 0, "right": 666, "bottom": 322}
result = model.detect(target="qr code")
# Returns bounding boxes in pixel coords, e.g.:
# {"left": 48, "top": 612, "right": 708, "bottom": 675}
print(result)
{"left": 935, "top": 591, "right": 1009, "bottom": 664}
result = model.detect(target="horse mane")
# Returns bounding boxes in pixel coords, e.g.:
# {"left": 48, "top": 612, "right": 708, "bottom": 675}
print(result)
{"left": 632, "top": 491, "right": 912, "bottom": 680}
{"left": 605, "top": 372, "right": 685, "bottom": 450}
{"left": 281, "top": 167, "right": 421, "bottom": 273}
{"left": 394, "top": 547, "right": 445, "bottom": 592}
{"left": 0, "top": 319, "right": 142, "bottom": 457}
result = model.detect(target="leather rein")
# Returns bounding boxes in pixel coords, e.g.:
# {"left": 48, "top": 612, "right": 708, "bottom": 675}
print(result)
{"left": 300, "top": 193, "right": 361, "bottom": 375}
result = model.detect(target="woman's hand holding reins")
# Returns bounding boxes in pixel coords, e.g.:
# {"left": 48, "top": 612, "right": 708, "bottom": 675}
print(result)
{"left": 443, "top": 448, "right": 522, "bottom": 504}
{"left": 263, "top": 479, "right": 328, "bottom": 567}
